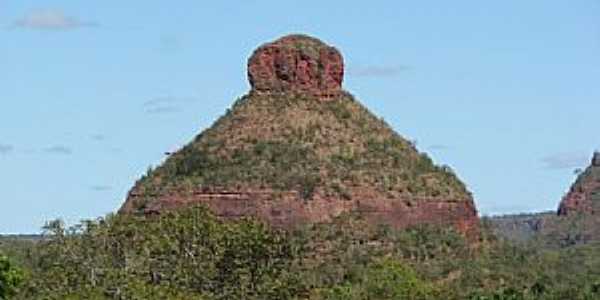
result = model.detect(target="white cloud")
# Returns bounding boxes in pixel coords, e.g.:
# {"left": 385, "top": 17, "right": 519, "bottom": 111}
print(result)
{"left": 44, "top": 145, "right": 73, "bottom": 155}
{"left": 143, "top": 96, "right": 196, "bottom": 115}
{"left": 349, "top": 65, "right": 411, "bottom": 78}
{"left": 541, "top": 152, "right": 588, "bottom": 170}
{"left": 0, "top": 144, "right": 14, "bottom": 155}
{"left": 13, "top": 9, "right": 97, "bottom": 30}
{"left": 90, "top": 134, "right": 106, "bottom": 141}
{"left": 90, "top": 185, "right": 112, "bottom": 192}
{"left": 429, "top": 144, "right": 450, "bottom": 151}
{"left": 159, "top": 34, "right": 182, "bottom": 53}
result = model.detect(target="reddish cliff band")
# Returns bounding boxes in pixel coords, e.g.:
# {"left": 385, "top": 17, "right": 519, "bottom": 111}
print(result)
{"left": 558, "top": 152, "right": 600, "bottom": 216}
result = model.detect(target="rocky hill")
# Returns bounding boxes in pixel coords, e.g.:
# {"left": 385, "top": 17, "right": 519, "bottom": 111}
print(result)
{"left": 488, "top": 152, "right": 600, "bottom": 247}
{"left": 120, "top": 34, "right": 479, "bottom": 237}
{"left": 558, "top": 152, "right": 600, "bottom": 216}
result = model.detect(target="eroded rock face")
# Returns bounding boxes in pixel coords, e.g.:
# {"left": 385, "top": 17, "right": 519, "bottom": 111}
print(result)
{"left": 122, "top": 187, "right": 479, "bottom": 239}
{"left": 558, "top": 152, "right": 600, "bottom": 216}
{"left": 558, "top": 187, "right": 594, "bottom": 216}
{"left": 247, "top": 34, "right": 344, "bottom": 98}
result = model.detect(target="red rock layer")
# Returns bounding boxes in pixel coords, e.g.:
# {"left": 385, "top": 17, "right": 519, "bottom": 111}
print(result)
{"left": 121, "top": 188, "right": 479, "bottom": 239}
{"left": 247, "top": 35, "right": 344, "bottom": 98}
{"left": 557, "top": 152, "right": 600, "bottom": 216}
{"left": 557, "top": 182, "right": 599, "bottom": 216}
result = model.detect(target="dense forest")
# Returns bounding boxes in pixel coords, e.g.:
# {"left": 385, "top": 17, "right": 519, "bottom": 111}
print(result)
{"left": 2, "top": 206, "right": 600, "bottom": 299}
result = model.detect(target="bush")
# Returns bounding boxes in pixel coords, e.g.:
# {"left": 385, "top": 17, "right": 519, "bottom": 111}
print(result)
{"left": 19, "top": 206, "right": 303, "bottom": 300}
{"left": 319, "top": 257, "right": 434, "bottom": 300}
{"left": 0, "top": 254, "right": 24, "bottom": 299}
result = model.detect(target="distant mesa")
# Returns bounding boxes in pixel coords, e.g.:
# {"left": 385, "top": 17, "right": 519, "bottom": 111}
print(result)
{"left": 558, "top": 151, "right": 600, "bottom": 216}
{"left": 120, "top": 34, "right": 479, "bottom": 238}
{"left": 248, "top": 34, "right": 344, "bottom": 98}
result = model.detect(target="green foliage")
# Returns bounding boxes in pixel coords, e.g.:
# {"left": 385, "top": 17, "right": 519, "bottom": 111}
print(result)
{"left": 0, "top": 254, "right": 24, "bottom": 299}
{"left": 9, "top": 209, "right": 600, "bottom": 299}
{"left": 171, "top": 140, "right": 321, "bottom": 199}
{"left": 18, "top": 206, "right": 302, "bottom": 300}
{"left": 318, "top": 258, "right": 434, "bottom": 300}
{"left": 468, "top": 288, "right": 530, "bottom": 300}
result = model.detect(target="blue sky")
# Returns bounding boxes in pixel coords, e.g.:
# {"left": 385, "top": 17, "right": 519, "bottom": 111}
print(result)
{"left": 1, "top": 1, "right": 599, "bottom": 233}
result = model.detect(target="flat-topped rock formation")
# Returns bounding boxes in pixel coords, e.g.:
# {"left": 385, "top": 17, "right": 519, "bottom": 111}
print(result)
{"left": 248, "top": 34, "right": 344, "bottom": 98}
{"left": 120, "top": 34, "right": 479, "bottom": 238}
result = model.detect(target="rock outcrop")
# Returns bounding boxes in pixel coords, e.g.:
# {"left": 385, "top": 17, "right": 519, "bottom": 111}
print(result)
{"left": 120, "top": 34, "right": 479, "bottom": 238}
{"left": 123, "top": 187, "right": 479, "bottom": 237}
{"left": 558, "top": 152, "right": 600, "bottom": 216}
{"left": 248, "top": 34, "right": 343, "bottom": 98}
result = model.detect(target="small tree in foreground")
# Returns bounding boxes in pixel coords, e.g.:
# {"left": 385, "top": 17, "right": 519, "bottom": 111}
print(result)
{"left": 0, "top": 254, "right": 24, "bottom": 300}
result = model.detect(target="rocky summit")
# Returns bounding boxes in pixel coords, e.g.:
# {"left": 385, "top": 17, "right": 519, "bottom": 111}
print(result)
{"left": 248, "top": 34, "right": 344, "bottom": 98}
{"left": 558, "top": 152, "right": 600, "bottom": 216}
{"left": 120, "top": 34, "right": 479, "bottom": 237}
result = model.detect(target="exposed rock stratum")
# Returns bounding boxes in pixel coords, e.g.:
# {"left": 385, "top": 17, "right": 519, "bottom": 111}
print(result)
{"left": 558, "top": 152, "right": 600, "bottom": 216}
{"left": 248, "top": 34, "right": 343, "bottom": 98}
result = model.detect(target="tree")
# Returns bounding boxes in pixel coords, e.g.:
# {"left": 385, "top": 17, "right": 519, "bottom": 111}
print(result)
{"left": 0, "top": 254, "right": 24, "bottom": 299}
{"left": 320, "top": 257, "right": 434, "bottom": 300}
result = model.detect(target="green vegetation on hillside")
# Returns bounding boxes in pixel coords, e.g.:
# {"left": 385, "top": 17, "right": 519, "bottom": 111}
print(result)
{"left": 4, "top": 206, "right": 600, "bottom": 299}
{"left": 132, "top": 92, "right": 468, "bottom": 212}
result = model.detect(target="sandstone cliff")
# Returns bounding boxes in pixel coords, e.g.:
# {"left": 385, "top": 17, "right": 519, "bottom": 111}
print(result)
{"left": 120, "top": 34, "right": 479, "bottom": 237}
{"left": 558, "top": 152, "right": 600, "bottom": 216}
